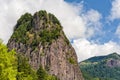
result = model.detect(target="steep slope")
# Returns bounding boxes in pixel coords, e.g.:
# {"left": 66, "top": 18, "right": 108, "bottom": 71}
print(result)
{"left": 79, "top": 53, "right": 120, "bottom": 80}
{"left": 7, "top": 10, "right": 83, "bottom": 80}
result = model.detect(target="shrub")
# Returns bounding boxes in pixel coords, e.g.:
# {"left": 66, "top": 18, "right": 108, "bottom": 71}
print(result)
{"left": 17, "top": 54, "right": 37, "bottom": 80}
{"left": 48, "top": 13, "right": 61, "bottom": 25}
{"left": 68, "top": 57, "right": 76, "bottom": 64}
{"left": 37, "top": 65, "right": 59, "bottom": 80}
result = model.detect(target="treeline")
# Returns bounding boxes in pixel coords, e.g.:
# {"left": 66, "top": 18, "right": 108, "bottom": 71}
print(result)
{"left": 80, "top": 60, "right": 120, "bottom": 80}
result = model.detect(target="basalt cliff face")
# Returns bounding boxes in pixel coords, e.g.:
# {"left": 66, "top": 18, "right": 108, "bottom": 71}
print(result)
{"left": 7, "top": 10, "right": 83, "bottom": 80}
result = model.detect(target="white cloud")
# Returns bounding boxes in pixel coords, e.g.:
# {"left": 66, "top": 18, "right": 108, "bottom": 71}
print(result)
{"left": 109, "top": 0, "right": 120, "bottom": 20}
{"left": 72, "top": 39, "right": 120, "bottom": 62}
{"left": 0, "top": 0, "right": 83, "bottom": 43}
{"left": 115, "top": 24, "right": 120, "bottom": 38}
{"left": 1, "top": 0, "right": 119, "bottom": 62}
{"left": 83, "top": 9, "right": 102, "bottom": 23}
{"left": 82, "top": 9, "right": 102, "bottom": 38}
{"left": 0, "top": 0, "right": 102, "bottom": 43}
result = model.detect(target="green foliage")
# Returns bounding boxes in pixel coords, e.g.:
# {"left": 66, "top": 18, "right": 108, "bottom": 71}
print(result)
{"left": 37, "top": 65, "right": 59, "bottom": 80}
{"left": 0, "top": 42, "right": 37, "bottom": 80}
{"left": 85, "top": 56, "right": 106, "bottom": 63}
{"left": 48, "top": 13, "right": 61, "bottom": 25}
{"left": 106, "top": 52, "right": 120, "bottom": 60}
{"left": 38, "top": 10, "right": 48, "bottom": 20}
{"left": 39, "top": 24, "right": 61, "bottom": 45}
{"left": 80, "top": 54, "right": 120, "bottom": 80}
{"left": 16, "top": 55, "right": 59, "bottom": 80}
{"left": 12, "top": 10, "right": 62, "bottom": 46}
{"left": 17, "top": 13, "right": 32, "bottom": 26}
{"left": 37, "top": 65, "right": 47, "bottom": 80}
{"left": 0, "top": 42, "right": 17, "bottom": 80}
{"left": 68, "top": 57, "right": 76, "bottom": 64}
{"left": 40, "top": 51, "right": 45, "bottom": 56}
{"left": 12, "top": 13, "right": 32, "bottom": 44}
{"left": 12, "top": 22, "right": 29, "bottom": 43}
{"left": 0, "top": 42, "right": 59, "bottom": 80}
{"left": 64, "top": 35, "right": 70, "bottom": 45}
{"left": 39, "top": 24, "right": 62, "bottom": 44}
{"left": 0, "top": 39, "right": 2, "bottom": 43}
{"left": 1, "top": 10, "right": 66, "bottom": 80}
{"left": 17, "top": 54, "right": 37, "bottom": 80}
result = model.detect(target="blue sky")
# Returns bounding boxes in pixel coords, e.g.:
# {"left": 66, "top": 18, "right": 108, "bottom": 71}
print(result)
{"left": 65, "top": 0, "right": 120, "bottom": 44}
{"left": 65, "top": 0, "right": 112, "bottom": 17}
{"left": 1, "top": 0, "right": 120, "bottom": 61}
{"left": 64, "top": 0, "right": 120, "bottom": 61}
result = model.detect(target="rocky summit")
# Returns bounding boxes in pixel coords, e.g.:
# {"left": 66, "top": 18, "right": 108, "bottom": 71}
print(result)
{"left": 7, "top": 10, "right": 83, "bottom": 80}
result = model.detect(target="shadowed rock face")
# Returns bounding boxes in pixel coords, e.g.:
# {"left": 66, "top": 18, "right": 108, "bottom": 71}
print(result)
{"left": 7, "top": 10, "right": 84, "bottom": 80}
{"left": 106, "top": 53, "right": 120, "bottom": 67}
{"left": 106, "top": 59, "right": 120, "bottom": 67}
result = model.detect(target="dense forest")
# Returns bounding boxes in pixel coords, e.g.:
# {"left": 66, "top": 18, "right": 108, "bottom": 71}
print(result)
{"left": 79, "top": 53, "right": 120, "bottom": 80}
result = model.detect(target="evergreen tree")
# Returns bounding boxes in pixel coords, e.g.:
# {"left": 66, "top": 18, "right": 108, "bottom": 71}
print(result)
{"left": 16, "top": 54, "right": 37, "bottom": 80}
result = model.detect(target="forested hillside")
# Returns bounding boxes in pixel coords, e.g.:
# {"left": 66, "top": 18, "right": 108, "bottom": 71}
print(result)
{"left": 79, "top": 53, "right": 120, "bottom": 80}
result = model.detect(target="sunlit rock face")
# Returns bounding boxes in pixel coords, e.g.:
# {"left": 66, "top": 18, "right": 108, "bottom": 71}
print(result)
{"left": 7, "top": 10, "right": 84, "bottom": 80}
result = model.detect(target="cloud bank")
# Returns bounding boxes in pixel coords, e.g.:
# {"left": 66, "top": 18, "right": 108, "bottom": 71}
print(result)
{"left": 0, "top": 0, "right": 120, "bottom": 62}
{"left": 0, "top": 0, "right": 73, "bottom": 43}
{"left": 72, "top": 39, "right": 120, "bottom": 61}
{"left": 0, "top": 0, "right": 101, "bottom": 43}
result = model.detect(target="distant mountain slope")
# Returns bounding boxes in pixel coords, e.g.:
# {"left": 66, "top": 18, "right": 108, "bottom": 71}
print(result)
{"left": 79, "top": 53, "right": 120, "bottom": 80}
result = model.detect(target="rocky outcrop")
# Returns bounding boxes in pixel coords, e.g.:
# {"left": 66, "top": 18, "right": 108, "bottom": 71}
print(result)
{"left": 106, "top": 59, "right": 120, "bottom": 67}
{"left": 7, "top": 10, "right": 84, "bottom": 80}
